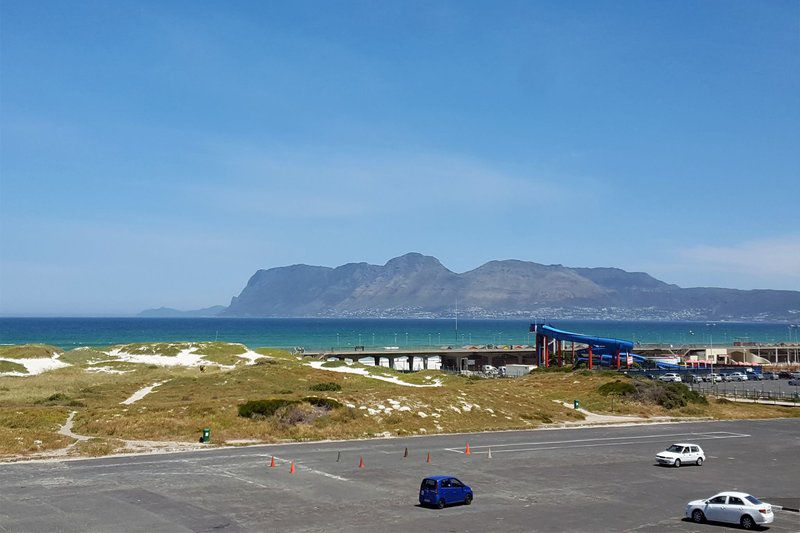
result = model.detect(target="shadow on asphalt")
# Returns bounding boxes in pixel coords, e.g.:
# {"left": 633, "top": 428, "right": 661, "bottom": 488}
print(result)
{"left": 680, "top": 517, "right": 770, "bottom": 531}
{"left": 414, "top": 503, "right": 472, "bottom": 510}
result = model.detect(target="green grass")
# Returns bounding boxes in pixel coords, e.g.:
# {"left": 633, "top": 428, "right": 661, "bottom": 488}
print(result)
{"left": 0, "top": 344, "right": 61, "bottom": 359}
{"left": 60, "top": 348, "right": 109, "bottom": 365}
{"left": 194, "top": 342, "right": 247, "bottom": 357}
{"left": 110, "top": 343, "right": 186, "bottom": 356}
{"left": 201, "top": 353, "right": 242, "bottom": 366}
{"left": 255, "top": 347, "right": 299, "bottom": 360}
{"left": 0, "top": 361, "right": 27, "bottom": 374}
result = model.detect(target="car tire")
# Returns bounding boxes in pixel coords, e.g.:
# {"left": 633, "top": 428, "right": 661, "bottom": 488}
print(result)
{"left": 696, "top": 457, "right": 703, "bottom": 466}
{"left": 674, "top": 459, "right": 681, "bottom": 468}
{"left": 692, "top": 510, "right": 705, "bottom": 523}
{"left": 437, "top": 499, "right": 445, "bottom": 509}
{"left": 740, "top": 514, "right": 755, "bottom": 530}
{"left": 464, "top": 494, "right": 472, "bottom": 505}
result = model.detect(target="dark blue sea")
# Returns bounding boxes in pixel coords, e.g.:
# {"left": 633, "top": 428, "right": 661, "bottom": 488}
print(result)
{"left": 0, "top": 318, "right": 796, "bottom": 350}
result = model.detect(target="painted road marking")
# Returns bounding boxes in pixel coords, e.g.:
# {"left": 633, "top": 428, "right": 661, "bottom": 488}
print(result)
{"left": 444, "top": 431, "right": 750, "bottom": 454}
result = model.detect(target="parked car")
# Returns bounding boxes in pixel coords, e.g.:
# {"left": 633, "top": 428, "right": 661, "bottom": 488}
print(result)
{"left": 658, "top": 373, "right": 682, "bottom": 383}
{"left": 778, "top": 371, "right": 794, "bottom": 379}
{"left": 419, "top": 476, "right": 473, "bottom": 509}
{"left": 704, "top": 373, "right": 723, "bottom": 382}
{"left": 685, "top": 374, "right": 703, "bottom": 383}
{"left": 762, "top": 372, "right": 778, "bottom": 380}
{"left": 724, "top": 372, "right": 748, "bottom": 382}
{"left": 748, "top": 372, "right": 763, "bottom": 381}
{"left": 656, "top": 443, "right": 705, "bottom": 467}
{"left": 685, "top": 491, "right": 773, "bottom": 530}
{"left": 788, "top": 379, "right": 800, "bottom": 386}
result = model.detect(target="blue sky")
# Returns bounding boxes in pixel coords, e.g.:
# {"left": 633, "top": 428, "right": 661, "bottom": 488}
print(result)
{"left": 1, "top": 1, "right": 798, "bottom": 315}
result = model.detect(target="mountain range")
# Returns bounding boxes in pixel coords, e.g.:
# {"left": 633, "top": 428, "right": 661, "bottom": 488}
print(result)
{"left": 140, "top": 253, "right": 800, "bottom": 321}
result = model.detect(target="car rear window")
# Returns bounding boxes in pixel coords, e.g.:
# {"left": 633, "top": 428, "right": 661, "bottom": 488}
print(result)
{"left": 421, "top": 479, "right": 437, "bottom": 490}
{"left": 746, "top": 496, "right": 762, "bottom": 505}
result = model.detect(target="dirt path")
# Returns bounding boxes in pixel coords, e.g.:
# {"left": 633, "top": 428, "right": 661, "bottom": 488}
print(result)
{"left": 553, "top": 400, "right": 677, "bottom": 425}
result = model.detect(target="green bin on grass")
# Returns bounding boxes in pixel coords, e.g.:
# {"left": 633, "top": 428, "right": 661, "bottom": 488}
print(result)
{"left": 573, "top": 399, "right": 580, "bottom": 409}
{"left": 201, "top": 427, "right": 211, "bottom": 443}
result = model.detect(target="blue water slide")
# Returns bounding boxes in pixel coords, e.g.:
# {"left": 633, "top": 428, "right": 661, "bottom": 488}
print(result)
{"left": 538, "top": 325, "right": 634, "bottom": 352}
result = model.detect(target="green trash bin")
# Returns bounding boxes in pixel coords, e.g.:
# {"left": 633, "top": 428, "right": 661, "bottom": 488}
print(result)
{"left": 573, "top": 399, "right": 580, "bottom": 409}
{"left": 201, "top": 427, "right": 211, "bottom": 443}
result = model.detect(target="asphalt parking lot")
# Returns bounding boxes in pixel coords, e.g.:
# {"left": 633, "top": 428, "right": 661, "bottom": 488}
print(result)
{"left": 1, "top": 419, "right": 798, "bottom": 532}
{"left": 688, "top": 379, "right": 800, "bottom": 397}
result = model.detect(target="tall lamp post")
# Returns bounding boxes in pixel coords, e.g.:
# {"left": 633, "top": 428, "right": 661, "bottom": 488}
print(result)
{"left": 706, "top": 323, "right": 716, "bottom": 384}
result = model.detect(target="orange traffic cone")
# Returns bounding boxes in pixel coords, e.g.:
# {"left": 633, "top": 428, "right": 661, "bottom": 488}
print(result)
{"left": 426, "top": 451, "right": 431, "bottom": 463}
{"left": 290, "top": 461, "right": 296, "bottom": 474}
{"left": 358, "top": 456, "right": 365, "bottom": 468}
{"left": 465, "top": 442, "right": 471, "bottom": 455}
{"left": 403, "top": 447, "right": 408, "bottom": 458}
{"left": 269, "top": 456, "right": 275, "bottom": 468}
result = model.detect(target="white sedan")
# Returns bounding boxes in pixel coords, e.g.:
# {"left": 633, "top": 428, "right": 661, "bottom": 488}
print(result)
{"left": 686, "top": 491, "right": 773, "bottom": 530}
{"left": 658, "top": 373, "right": 682, "bottom": 382}
{"left": 655, "top": 443, "right": 705, "bottom": 467}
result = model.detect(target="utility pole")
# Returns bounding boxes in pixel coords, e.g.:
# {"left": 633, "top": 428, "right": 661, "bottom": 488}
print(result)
{"left": 454, "top": 296, "right": 459, "bottom": 346}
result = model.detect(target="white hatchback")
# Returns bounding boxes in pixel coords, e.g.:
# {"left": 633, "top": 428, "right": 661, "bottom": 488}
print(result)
{"left": 685, "top": 491, "right": 773, "bottom": 530}
{"left": 658, "top": 373, "right": 682, "bottom": 383}
{"left": 655, "top": 443, "right": 705, "bottom": 467}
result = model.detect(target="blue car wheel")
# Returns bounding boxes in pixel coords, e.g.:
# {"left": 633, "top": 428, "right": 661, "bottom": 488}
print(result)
{"left": 437, "top": 499, "right": 445, "bottom": 509}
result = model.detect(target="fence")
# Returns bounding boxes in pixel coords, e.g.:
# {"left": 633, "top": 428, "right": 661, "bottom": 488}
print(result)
{"left": 688, "top": 383, "right": 800, "bottom": 405}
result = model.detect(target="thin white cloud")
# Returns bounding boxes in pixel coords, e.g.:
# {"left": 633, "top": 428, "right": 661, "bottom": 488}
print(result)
{"left": 651, "top": 235, "right": 800, "bottom": 290}
{"left": 681, "top": 236, "right": 800, "bottom": 278}
{"left": 191, "top": 144, "right": 592, "bottom": 219}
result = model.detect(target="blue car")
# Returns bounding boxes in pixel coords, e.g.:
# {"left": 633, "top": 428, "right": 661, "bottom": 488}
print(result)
{"left": 419, "top": 476, "right": 473, "bottom": 508}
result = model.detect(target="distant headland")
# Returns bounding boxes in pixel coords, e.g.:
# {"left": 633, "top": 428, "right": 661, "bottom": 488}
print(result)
{"left": 139, "top": 253, "right": 800, "bottom": 321}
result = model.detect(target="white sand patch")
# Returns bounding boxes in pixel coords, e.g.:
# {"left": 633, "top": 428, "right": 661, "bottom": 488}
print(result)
{"left": 85, "top": 366, "right": 132, "bottom": 375}
{"left": 417, "top": 412, "right": 428, "bottom": 418}
{"left": 121, "top": 381, "right": 168, "bottom": 405}
{"left": 450, "top": 405, "right": 462, "bottom": 413}
{"left": 235, "top": 349, "right": 266, "bottom": 364}
{"left": 109, "top": 347, "right": 210, "bottom": 367}
{"left": 307, "top": 361, "right": 442, "bottom": 387}
{"left": 0, "top": 355, "right": 70, "bottom": 377}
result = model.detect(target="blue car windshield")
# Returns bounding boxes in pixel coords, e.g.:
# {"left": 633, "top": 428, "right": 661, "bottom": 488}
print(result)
{"left": 746, "top": 496, "right": 762, "bottom": 505}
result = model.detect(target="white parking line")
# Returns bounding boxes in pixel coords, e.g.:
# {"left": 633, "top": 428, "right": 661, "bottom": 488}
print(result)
{"left": 444, "top": 431, "right": 750, "bottom": 454}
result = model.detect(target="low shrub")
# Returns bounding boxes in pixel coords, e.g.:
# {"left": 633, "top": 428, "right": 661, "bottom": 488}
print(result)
{"left": 274, "top": 403, "right": 320, "bottom": 426}
{"left": 309, "top": 382, "right": 342, "bottom": 392}
{"left": 239, "top": 397, "right": 342, "bottom": 419}
{"left": 597, "top": 380, "right": 637, "bottom": 396}
{"left": 238, "top": 399, "right": 299, "bottom": 418}
{"left": 596, "top": 380, "right": 707, "bottom": 410}
{"left": 35, "top": 393, "right": 85, "bottom": 407}
{"left": 302, "top": 397, "right": 343, "bottom": 410}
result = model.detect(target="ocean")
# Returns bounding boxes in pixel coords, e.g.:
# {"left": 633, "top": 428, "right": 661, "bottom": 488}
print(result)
{"left": 0, "top": 318, "right": 796, "bottom": 350}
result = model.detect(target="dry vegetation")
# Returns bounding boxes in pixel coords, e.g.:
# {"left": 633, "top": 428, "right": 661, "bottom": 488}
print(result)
{"left": 1, "top": 343, "right": 797, "bottom": 460}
